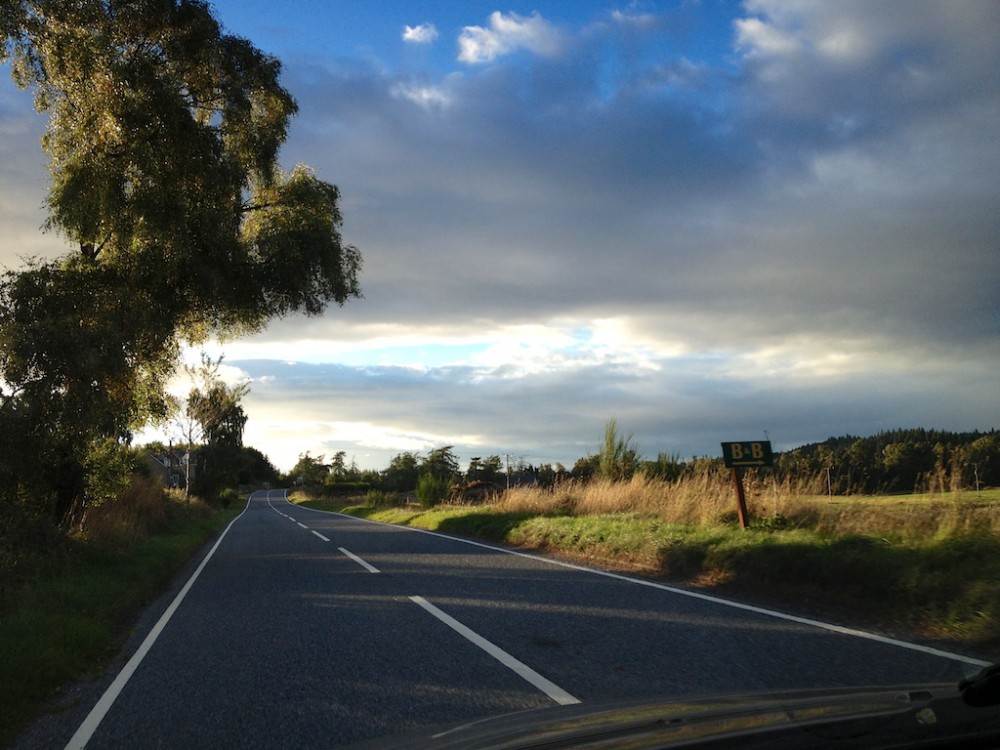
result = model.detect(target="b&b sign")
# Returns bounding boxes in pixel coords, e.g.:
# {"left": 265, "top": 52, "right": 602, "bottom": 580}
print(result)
{"left": 721, "top": 441, "right": 773, "bottom": 468}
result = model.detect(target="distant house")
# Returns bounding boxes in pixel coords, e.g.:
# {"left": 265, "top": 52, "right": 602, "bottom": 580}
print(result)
{"left": 145, "top": 449, "right": 196, "bottom": 489}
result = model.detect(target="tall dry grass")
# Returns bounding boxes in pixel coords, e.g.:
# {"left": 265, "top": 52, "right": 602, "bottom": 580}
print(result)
{"left": 493, "top": 472, "right": 735, "bottom": 524}
{"left": 493, "top": 471, "right": 1000, "bottom": 542}
{"left": 80, "top": 476, "right": 210, "bottom": 549}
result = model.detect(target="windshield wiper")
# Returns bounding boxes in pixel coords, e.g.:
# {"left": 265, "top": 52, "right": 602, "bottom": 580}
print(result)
{"left": 959, "top": 663, "right": 1000, "bottom": 707}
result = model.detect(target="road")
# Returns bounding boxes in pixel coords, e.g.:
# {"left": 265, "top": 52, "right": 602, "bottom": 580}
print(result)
{"left": 17, "top": 489, "right": 989, "bottom": 749}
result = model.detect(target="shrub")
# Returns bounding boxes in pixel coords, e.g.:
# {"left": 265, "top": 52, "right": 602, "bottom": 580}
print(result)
{"left": 80, "top": 475, "right": 169, "bottom": 548}
{"left": 597, "top": 418, "right": 641, "bottom": 481}
{"left": 216, "top": 488, "right": 240, "bottom": 508}
{"left": 416, "top": 474, "right": 450, "bottom": 507}
{"left": 365, "top": 489, "right": 395, "bottom": 507}
{"left": 324, "top": 481, "right": 373, "bottom": 497}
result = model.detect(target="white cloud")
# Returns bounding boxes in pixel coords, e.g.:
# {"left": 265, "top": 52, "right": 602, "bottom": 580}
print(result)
{"left": 458, "top": 11, "right": 564, "bottom": 64}
{"left": 390, "top": 81, "right": 451, "bottom": 109}
{"left": 402, "top": 23, "right": 438, "bottom": 44}
{"left": 610, "top": 9, "right": 661, "bottom": 30}
{"left": 733, "top": 16, "right": 801, "bottom": 59}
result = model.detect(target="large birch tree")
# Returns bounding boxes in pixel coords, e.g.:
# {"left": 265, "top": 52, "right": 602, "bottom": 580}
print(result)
{"left": 0, "top": 0, "right": 361, "bottom": 524}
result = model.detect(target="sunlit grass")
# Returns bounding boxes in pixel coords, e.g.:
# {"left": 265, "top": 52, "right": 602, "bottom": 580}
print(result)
{"left": 494, "top": 474, "right": 1000, "bottom": 541}
{"left": 327, "top": 477, "right": 1000, "bottom": 657}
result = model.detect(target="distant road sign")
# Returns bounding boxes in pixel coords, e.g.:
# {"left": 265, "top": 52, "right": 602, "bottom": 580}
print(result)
{"left": 722, "top": 441, "right": 773, "bottom": 468}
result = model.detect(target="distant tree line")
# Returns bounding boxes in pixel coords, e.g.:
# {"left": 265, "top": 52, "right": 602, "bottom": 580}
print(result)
{"left": 772, "top": 428, "right": 999, "bottom": 494}
{"left": 581, "top": 427, "right": 999, "bottom": 494}
{"left": 291, "top": 425, "right": 999, "bottom": 505}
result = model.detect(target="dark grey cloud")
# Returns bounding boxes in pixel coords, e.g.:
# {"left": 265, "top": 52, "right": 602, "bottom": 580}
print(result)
{"left": 254, "top": 2, "right": 1000, "bottom": 351}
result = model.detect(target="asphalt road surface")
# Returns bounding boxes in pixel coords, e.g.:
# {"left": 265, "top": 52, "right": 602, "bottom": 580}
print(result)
{"left": 15, "top": 490, "right": 989, "bottom": 749}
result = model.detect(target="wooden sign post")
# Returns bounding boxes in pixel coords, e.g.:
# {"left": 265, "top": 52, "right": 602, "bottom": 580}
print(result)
{"left": 721, "top": 441, "right": 774, "bottom": 530}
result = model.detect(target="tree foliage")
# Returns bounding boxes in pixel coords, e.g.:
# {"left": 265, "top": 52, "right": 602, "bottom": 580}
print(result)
{"left": 3, "top": 0, "right": 360, "bottom": 333}
{"left": 182, "top": 354, "right": 249, "bottom": 448}
{"left": 642, "top": 452, "right": 685, "bottom": 482}
{"left": 171, "top": 353, "right": 251, "bottom": 499}
{"left": 0, "top": 0, "right": 361, "bottom": 526}
{"left": 776, "top": 429, "right": 1000, "bottom": 494}
{"left": 467, "top": 455, "right": 503, "bottom": 483}
{"left": 382, "top": 452, "right": 420, "bottom": 492}
{"left": 287, "top": 452, "right": 330, "bottom": 488}
{"left": 415, "top": 473, "right": 450, "bottom": 508}
{"left": 421, "top": 446, "right": 460, "bottom": 482}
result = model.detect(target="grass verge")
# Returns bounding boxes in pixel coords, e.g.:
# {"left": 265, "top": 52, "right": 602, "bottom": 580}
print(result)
{"left": 0, "top": 493, "right": 241, "bottom": 747}
{"left": 294, "top": 489, "right": 1000, "bottom": 661}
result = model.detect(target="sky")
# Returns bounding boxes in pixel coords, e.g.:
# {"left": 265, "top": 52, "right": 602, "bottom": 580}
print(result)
{"left": 1, "top": 1, "right": 998, "bottom": 473}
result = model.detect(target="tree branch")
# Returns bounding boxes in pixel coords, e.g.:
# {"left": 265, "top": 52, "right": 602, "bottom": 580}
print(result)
{"left": 79, "top": 234, "right": 111, "bottom": 260}
{"left": 240, "top": 199, "right": 291, "bottom": 213}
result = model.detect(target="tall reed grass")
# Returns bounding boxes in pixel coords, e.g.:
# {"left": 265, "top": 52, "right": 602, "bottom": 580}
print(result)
{"left": 492, "top": 471, "right": 1000, "bottom": 542}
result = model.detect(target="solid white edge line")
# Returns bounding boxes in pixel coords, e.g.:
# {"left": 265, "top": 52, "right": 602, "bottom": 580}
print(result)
{"left": 337, "top": 546, "right": 380, "bottom": 573}
{"left": 403, "top": 529, "right": 994, "bottom": 669}
{"left": 410, "top": 596, "right": 580, "bottom": 706}
{"left": 289, "top": 499, "right": 991, "bottom": 669}
{"left": 64, "top": 492, "right": 256, "bottom": 750}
